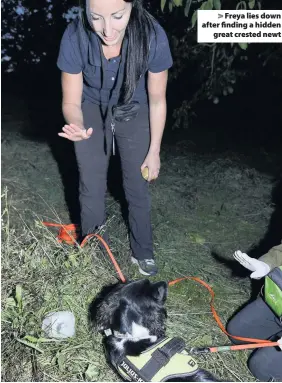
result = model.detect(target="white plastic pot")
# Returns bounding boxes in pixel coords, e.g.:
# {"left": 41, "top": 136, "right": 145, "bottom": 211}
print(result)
{"left": 42, "top": 311, "right": 75, "bottom": 339}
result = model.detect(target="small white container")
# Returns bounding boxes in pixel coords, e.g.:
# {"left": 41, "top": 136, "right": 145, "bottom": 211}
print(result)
{"left": 42, "top": 311, "right": 75, "bottom": 339}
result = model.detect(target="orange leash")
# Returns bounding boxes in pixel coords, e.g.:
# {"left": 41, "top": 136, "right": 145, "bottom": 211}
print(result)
{"left": 42, "top": 221, "right": 280, "bottom": 351}
{"left": 169, "top": 276, "right": 278, "bottom": 348}
{"left": 42, "top": 222, "right": 126, "bottom": 283}
{"left": 42, "top": 222, "right": 79, "bottom": 245}
{"left": 207, "top": 341, "right": 280, "bottom": 353}
{"left": 81, "top": 233, "right": 126, "bottom": 283}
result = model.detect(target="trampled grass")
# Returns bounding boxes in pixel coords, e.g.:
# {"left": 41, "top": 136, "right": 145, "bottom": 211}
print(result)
{"left": 2, "top": 129, "right": 275, "bottom": 382}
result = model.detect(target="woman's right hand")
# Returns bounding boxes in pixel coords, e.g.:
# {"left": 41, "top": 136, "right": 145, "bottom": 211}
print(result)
{"left": 58, "top": 123, "right": 93, "bottom": 141}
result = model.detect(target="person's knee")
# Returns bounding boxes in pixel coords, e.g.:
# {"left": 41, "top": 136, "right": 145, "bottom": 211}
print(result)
{"left": 248, "top": 348, "right": 282, "bottom": 381}
{"left": 226, "top": 316, "right": 237, "bottom": 334}
{"left": 248, "top": 351, "right": 265, "bottom": 381}
{"left": 226, "top": 315, "right": 244, "bottom": 344}
{"left": 123, "top": 177, "right": 150, "bottom": 204}
{"left": 78, "top": 167, "right": 107, "bottom": 194}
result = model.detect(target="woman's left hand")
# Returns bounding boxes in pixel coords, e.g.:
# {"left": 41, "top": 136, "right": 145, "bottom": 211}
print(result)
{"left": 141, "top": 151, "right": 161, "bottom": 182}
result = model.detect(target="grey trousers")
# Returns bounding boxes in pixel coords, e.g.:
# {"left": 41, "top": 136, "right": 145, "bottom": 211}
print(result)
{"left": 227, "top": 296, "right": 282, "bottom": 382}
{"left": 74, "top": 100, "right": 153, "bottom": 260}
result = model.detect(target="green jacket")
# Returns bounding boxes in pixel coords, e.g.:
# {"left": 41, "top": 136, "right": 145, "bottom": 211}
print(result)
{"left": 259, "top": 244, "right": 282, "bottom": 270}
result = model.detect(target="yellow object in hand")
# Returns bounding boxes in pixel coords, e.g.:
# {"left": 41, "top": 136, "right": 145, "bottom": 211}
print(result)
{"left": 141, "top": 167, "right": 149, "bottom": 180}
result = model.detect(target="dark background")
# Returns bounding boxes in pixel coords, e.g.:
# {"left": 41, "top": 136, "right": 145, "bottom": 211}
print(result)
{"left": 2, "top": 0, "right": 282, "bottom": 147}
{"left": 2, "top": 0, "right": 282, "bottom": 255}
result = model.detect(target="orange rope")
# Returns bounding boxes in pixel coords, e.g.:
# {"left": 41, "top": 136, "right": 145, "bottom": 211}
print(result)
{"left": 81, "top": 233, "right": 126, "bottom": 283}
{"left": 209, "top": 341, "right": 280, "bottom": 352}
{"left": 169, "top": 276, "right": 276, "bottom": 346}
{"left": 42, "top": 222, "right": 79, "bottom": 245}
{"left": 42, "top": 222, "right": 126, "bottom": 283}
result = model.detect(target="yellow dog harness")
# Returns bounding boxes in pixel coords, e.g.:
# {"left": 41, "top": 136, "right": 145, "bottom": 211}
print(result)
{"left": 116, "top": 337, "right": 199, "bottom": 382}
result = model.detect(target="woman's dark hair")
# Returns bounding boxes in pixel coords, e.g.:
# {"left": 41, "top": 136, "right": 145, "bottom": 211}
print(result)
{"left": 120, "top": 0, "right": 156, "bottom": 104}
{"left": 81, "top": 0, "right": 156, "bottom": 105}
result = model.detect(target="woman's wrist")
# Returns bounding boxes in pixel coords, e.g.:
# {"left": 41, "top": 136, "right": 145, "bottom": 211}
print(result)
{"left": 148, "top": 145, "right": 160, "bottom": 155}
{"left": 62, "top": 104, "right": 84, "bottom": 130}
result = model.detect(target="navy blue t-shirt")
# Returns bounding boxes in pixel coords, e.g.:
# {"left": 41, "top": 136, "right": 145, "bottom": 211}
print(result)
{"left": 57, "top": 17, "right": 173, "bottom": 105}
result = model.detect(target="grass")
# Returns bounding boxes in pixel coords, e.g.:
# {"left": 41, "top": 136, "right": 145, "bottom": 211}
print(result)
{"left": 1, "top": 127, "right": 276, "bottom": 382}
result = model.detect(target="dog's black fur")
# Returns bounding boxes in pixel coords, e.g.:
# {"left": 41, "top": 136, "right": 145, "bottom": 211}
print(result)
{"left": 90, "top": 279, "right": 220, "bottom": 382}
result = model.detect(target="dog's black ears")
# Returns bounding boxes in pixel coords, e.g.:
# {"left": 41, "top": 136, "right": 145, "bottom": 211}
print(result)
{"left": 151, "top": 281, "right": 168, "bottom": 303}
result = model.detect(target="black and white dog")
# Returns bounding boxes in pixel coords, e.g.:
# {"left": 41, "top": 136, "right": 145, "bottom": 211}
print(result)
{"left": 90, "top": 279, "right": 220, "bottom": 382}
